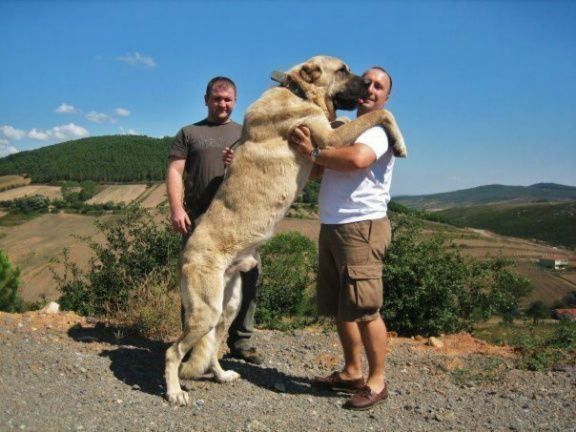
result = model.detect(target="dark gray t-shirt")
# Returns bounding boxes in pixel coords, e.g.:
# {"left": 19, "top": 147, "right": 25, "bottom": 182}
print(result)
{"left": 169, "top": 119, "right": 242, "bottom": 221}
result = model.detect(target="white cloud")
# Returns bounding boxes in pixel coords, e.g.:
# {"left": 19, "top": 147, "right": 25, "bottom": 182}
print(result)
{"left": 115, "top": 108, "right": 130, "bottom": 116}
{"left": 28, "top": 129, "right": 50, "bottom": 140}
{"left": 0, "top": 139, "right": 19, "bottom": 157}
{"left": 48, "top": 123, "right": 89, "bottom": 140}
{"left": 55, "top": 103, "right": 76, "bottom": 114}
{"left": 119, "top": 127, "right": 140, "bottom": 135}
{"left": 0, "top": 125, "right": 26, "bottom": 140}
{"left": 86, "top": 111, "right": 114, "bottom": 124}
{"left": 116, "top": 51, "right": 156, "bottom": 68}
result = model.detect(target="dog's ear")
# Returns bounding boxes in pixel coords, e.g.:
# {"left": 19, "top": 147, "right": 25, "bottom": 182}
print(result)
{"left": 299, "top": 62, "right": 322, "bottom": 83}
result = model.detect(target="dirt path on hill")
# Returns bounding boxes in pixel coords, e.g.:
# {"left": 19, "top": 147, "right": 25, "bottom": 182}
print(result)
{"left": 1, "top": 311, "right": 574, "bottom": 432}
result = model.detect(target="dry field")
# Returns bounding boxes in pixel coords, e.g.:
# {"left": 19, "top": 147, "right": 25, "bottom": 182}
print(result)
{"left": 0, "top": 175, "right": 30, "bottom": 191}
{"left": 0, "top": 213, "right": 111, "bottom": 302}
{"left": 0, "top": 185, "right": 62, "bottom": 201}
{"left": 138, "top": 183, "right": 167, "bottom": 208}
{"left": 86, "top": 184, "right": 148, "bottom": 205}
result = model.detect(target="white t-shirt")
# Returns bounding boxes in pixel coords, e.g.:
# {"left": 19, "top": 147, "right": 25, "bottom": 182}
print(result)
{"left": 318, "top": 126, "right": 395, "bottom": 224}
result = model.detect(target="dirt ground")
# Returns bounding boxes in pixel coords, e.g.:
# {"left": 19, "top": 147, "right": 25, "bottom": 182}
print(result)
{"left": 1, "top": 310, "right": 574, "bottom": 431}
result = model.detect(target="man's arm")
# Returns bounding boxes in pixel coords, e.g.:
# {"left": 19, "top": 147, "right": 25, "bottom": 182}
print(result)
{"left": 166, "top": 157, "right": 191, "bottom": 234}
{"left": 289, "top": 126, "right": 377, "bottom": 171}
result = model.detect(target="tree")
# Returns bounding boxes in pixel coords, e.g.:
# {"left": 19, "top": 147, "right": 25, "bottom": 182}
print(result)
{"left": 526, "top": 300, "right": 549, "bottom": 324}
{"left": 0, "top": 251, "right": 23, "bottom": 312}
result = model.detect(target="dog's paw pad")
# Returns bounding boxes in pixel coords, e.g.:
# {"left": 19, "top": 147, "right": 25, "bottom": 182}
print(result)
{"left": 216, "top": 370, "right": 241, "bottom": 383}
{"left": 167, "top": 389, "right": 190, "bottom": 407}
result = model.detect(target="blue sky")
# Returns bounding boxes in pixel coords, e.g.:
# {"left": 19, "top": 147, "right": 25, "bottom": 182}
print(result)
{"left": 1, "top": 0, "right": 575, "bottom": 195}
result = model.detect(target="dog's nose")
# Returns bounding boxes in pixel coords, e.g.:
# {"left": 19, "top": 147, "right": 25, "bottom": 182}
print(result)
{"left": 363, "top": 78, "right": 372, "bottom": 87}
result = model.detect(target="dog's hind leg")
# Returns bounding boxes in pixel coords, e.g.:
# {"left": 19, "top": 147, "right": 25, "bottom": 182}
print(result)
{"left": 211, "top": 273, "right": 243, "bottom": 382}
{"left": 165, "top": 268, "right": 224, "bottom": 406}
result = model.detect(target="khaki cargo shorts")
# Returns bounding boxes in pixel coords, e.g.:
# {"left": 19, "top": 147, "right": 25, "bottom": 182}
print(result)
{"left": 317, "top": 217, "right": 391, "bottom": 322}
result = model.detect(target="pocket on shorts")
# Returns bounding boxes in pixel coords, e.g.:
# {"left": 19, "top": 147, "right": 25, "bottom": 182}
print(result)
{"left": 346, "top": 264, "right": 383, "bottom": 310}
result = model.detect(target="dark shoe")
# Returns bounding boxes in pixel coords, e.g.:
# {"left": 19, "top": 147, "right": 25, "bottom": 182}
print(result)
{"left": 343, "top": 384, "right": 389, "bottom": 410}
{"left": 312, "top": 372, "right": 365, "bottom": 392}
{"left": 228, "top": 347, "right": 264, "bottom": 365}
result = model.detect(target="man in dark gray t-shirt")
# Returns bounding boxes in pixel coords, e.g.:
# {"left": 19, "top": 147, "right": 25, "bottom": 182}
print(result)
{"left": 166, "top": 76, "right": 263, "bottom": 364}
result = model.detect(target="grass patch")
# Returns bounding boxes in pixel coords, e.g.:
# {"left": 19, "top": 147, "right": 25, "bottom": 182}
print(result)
{"left": 449, "top": 356, "right": 509, "bottom": 386}
{"left": 0, "top": 210, "right": 44, "bottom": 226}
{"left": 474, "top": 320, "right": 576, "bottom": 371}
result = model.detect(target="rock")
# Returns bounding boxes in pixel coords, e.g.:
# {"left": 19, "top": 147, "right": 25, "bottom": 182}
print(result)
{"left": 194, "top": 399, "right": 204, "bottom": 410}
{"left": 40, "top": 302, "right": 60, "bottom": 314}
{"left": 274, "top": 381, "right": 286, "bottom": 392}
{"left": 428, "top": 337, "right": 444, "bottom": 348}
{"left": 414, "top": 335, "right": 425, "bottom": 342}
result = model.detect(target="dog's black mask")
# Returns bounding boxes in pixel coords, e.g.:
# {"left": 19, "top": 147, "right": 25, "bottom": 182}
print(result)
{"left": 332, "top": 75, "right": 370, "bottom": 111}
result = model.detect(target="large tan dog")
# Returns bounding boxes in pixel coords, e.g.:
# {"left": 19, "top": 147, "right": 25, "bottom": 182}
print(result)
{"left": 165, "top": 56, "right": 406, "bottom": 406}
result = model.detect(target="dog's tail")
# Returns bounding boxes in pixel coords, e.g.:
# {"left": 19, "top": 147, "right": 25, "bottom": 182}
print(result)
{"left": 178, "top": 330, "right": 215, "bottom": 379}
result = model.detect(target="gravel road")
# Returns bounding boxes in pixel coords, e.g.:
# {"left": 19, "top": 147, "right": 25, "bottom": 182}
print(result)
{"left": 1, "top": 311, "right": 574, "bottom": 432}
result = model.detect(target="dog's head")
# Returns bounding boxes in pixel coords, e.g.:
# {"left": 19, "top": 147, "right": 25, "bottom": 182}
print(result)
{"left": 288, "top": 56, "right": 370, "bottom": 114}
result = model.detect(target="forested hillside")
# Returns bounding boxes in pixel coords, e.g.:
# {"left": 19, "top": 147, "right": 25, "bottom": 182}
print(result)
{"left": 395, "top": 183, "right": 576, "bottom": 210}
{"left": 0, "top": 135, "right": 172, "bottom": 182}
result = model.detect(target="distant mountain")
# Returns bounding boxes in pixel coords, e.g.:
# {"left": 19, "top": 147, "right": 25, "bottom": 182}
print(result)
{"left": 0, "top": 135, "right": 173, "bottom": 183}
{"left": 395, "top": 183, "right": 576, "bottom": 210}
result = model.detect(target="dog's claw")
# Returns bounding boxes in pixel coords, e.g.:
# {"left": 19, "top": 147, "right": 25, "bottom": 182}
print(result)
{"left": 215, "top": 370, "right": 241, "bottom": 383}
{"left": 167, "top": 389, "right": 190, "bottom": 407}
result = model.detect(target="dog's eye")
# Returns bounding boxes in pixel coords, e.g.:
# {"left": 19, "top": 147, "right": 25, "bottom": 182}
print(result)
{"left": 338, "top": 67, "right": 349, "bottom": 75}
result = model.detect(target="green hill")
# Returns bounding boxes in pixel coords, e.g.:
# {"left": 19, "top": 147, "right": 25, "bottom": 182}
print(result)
{"left": 437, "top": 201, "right": 576, "bottom": 249}
{"left": 0, "top": 135, "right": 172, "bottom": 182}
{"left": 395, "top": 183, "right": 576, "bottom": 210}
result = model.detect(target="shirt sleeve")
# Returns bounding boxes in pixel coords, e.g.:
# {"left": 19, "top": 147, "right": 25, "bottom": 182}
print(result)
{"left": 169, "top": 128, "right": 187, "bottom": 159}
{"left": 355, "top": 126, "right": 389, "bottom": 159}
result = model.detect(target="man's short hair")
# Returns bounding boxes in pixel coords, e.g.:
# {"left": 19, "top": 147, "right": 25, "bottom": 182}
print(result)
{"left": 365, "top": 66, "right": 393, "bottom": 98}
{"left": 206, "top": 76, "right": 237, "bottom": 97}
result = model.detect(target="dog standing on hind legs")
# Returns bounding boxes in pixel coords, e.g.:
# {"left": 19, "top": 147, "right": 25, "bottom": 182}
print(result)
{"left": 165, "top": 55, "right": 407, "bottom": 406}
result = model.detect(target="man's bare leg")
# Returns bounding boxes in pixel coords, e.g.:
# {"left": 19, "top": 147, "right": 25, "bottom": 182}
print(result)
{"left": 357, "top": 316, "right": 388, "bottom": 393}
{"left": 336, "top": 317, "right": 363, "bottom": 381}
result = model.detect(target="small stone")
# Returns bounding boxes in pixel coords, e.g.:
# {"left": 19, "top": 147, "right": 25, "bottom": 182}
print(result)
{"left": 274, "top": 381, "right": 286, "bottom": 392}
{"left": 414, "top": 335, "right": 425, "bottom": 342}
{"left": 428, "top": 337, "right": 444, "bottom": 348}
{"left": 41, "top": 302, "right": 60, "bottom": 314}
{"left": 132, "top": 384, "right": 141, "bottom": 391}
{"left": 194, "top": 399, "right": 204, "bottom": 410}
{"left": 116, "top": 399, "right": 123, "bottom": 404}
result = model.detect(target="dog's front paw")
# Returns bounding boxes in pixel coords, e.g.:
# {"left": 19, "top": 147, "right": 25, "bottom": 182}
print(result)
{"left": 392, "top": 138, "right": 408, "bottom": 158}
{"left": 166, "top": 389, "right": 190, "bottom": 407}
{"left": 215, "top": 370, "right": 240, "bottom": 383}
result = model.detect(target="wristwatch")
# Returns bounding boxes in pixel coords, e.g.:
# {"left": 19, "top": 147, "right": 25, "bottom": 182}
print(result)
{"left": 310, "top": 148, "right": 321, "bottom": 162}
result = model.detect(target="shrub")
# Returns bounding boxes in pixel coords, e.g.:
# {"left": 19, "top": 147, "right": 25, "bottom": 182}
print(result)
{"left": 56, "top": 207, "right": 180, "bottom": 316}
{"left": 119, "top": 267, "right": 181, "bottom": 341}
{"left": 526, "top": 300, "right": 549, "bottom": 324}
{"left": 381, "top": 215, "right": 532, "bottom": 336}
{"left": 516, "top": 321, "right": 576, "bottom": 371}
{"left": 0, "top": 250, "right": 23, "bottom": 312}
{"left": 256, "top": 231, "right": 317, "bottom": 328}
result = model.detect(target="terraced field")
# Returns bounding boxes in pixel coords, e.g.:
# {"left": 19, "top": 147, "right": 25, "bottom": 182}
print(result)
{"left": 0, "top": 184, "right": 62, "bottom": 201}
{"left": 86, "top": 184, "right": 148, "bottom": 205}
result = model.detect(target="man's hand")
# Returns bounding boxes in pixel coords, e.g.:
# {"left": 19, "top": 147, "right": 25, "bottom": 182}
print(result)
{"left": 222, "top": 147, "right": 234, "bottom": 166}
{"left": 288, "top": 126, "right": 314, "bottom": 160}
{"left": 171, "top": 207, "right": 191, "bottom": 235}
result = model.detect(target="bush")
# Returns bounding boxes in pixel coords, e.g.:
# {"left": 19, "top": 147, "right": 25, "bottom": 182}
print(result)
{"left": 256, "top": 231, "right": 317, "bottom": 328}
{"left": 381, "top": 215, "right": 532, "bottom": 336}
{"left": 516, "top": 321, "right": 576, "bottom": 371}
{"left": 0, "top": 250, "right": 23, "bottom": 312}
{"left": 56, "top": 207, "right": 180, "bottom": 316}
{"left": 526, "top": 300, "right": 549, "bottom": 324}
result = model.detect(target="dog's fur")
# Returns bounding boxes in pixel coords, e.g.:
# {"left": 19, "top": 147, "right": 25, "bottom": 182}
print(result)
{"left": 165, "top": 56, "right": 406, "bottom": 406}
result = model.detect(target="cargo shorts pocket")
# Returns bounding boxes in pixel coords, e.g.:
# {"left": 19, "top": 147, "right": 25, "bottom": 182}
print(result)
{"left": 345, "top": 264, "right": 383, "bottom": 310}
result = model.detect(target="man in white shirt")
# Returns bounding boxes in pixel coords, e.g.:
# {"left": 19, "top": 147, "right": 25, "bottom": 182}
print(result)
{"left": 289, "top": 67, "right": 396, "bottom": 410}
